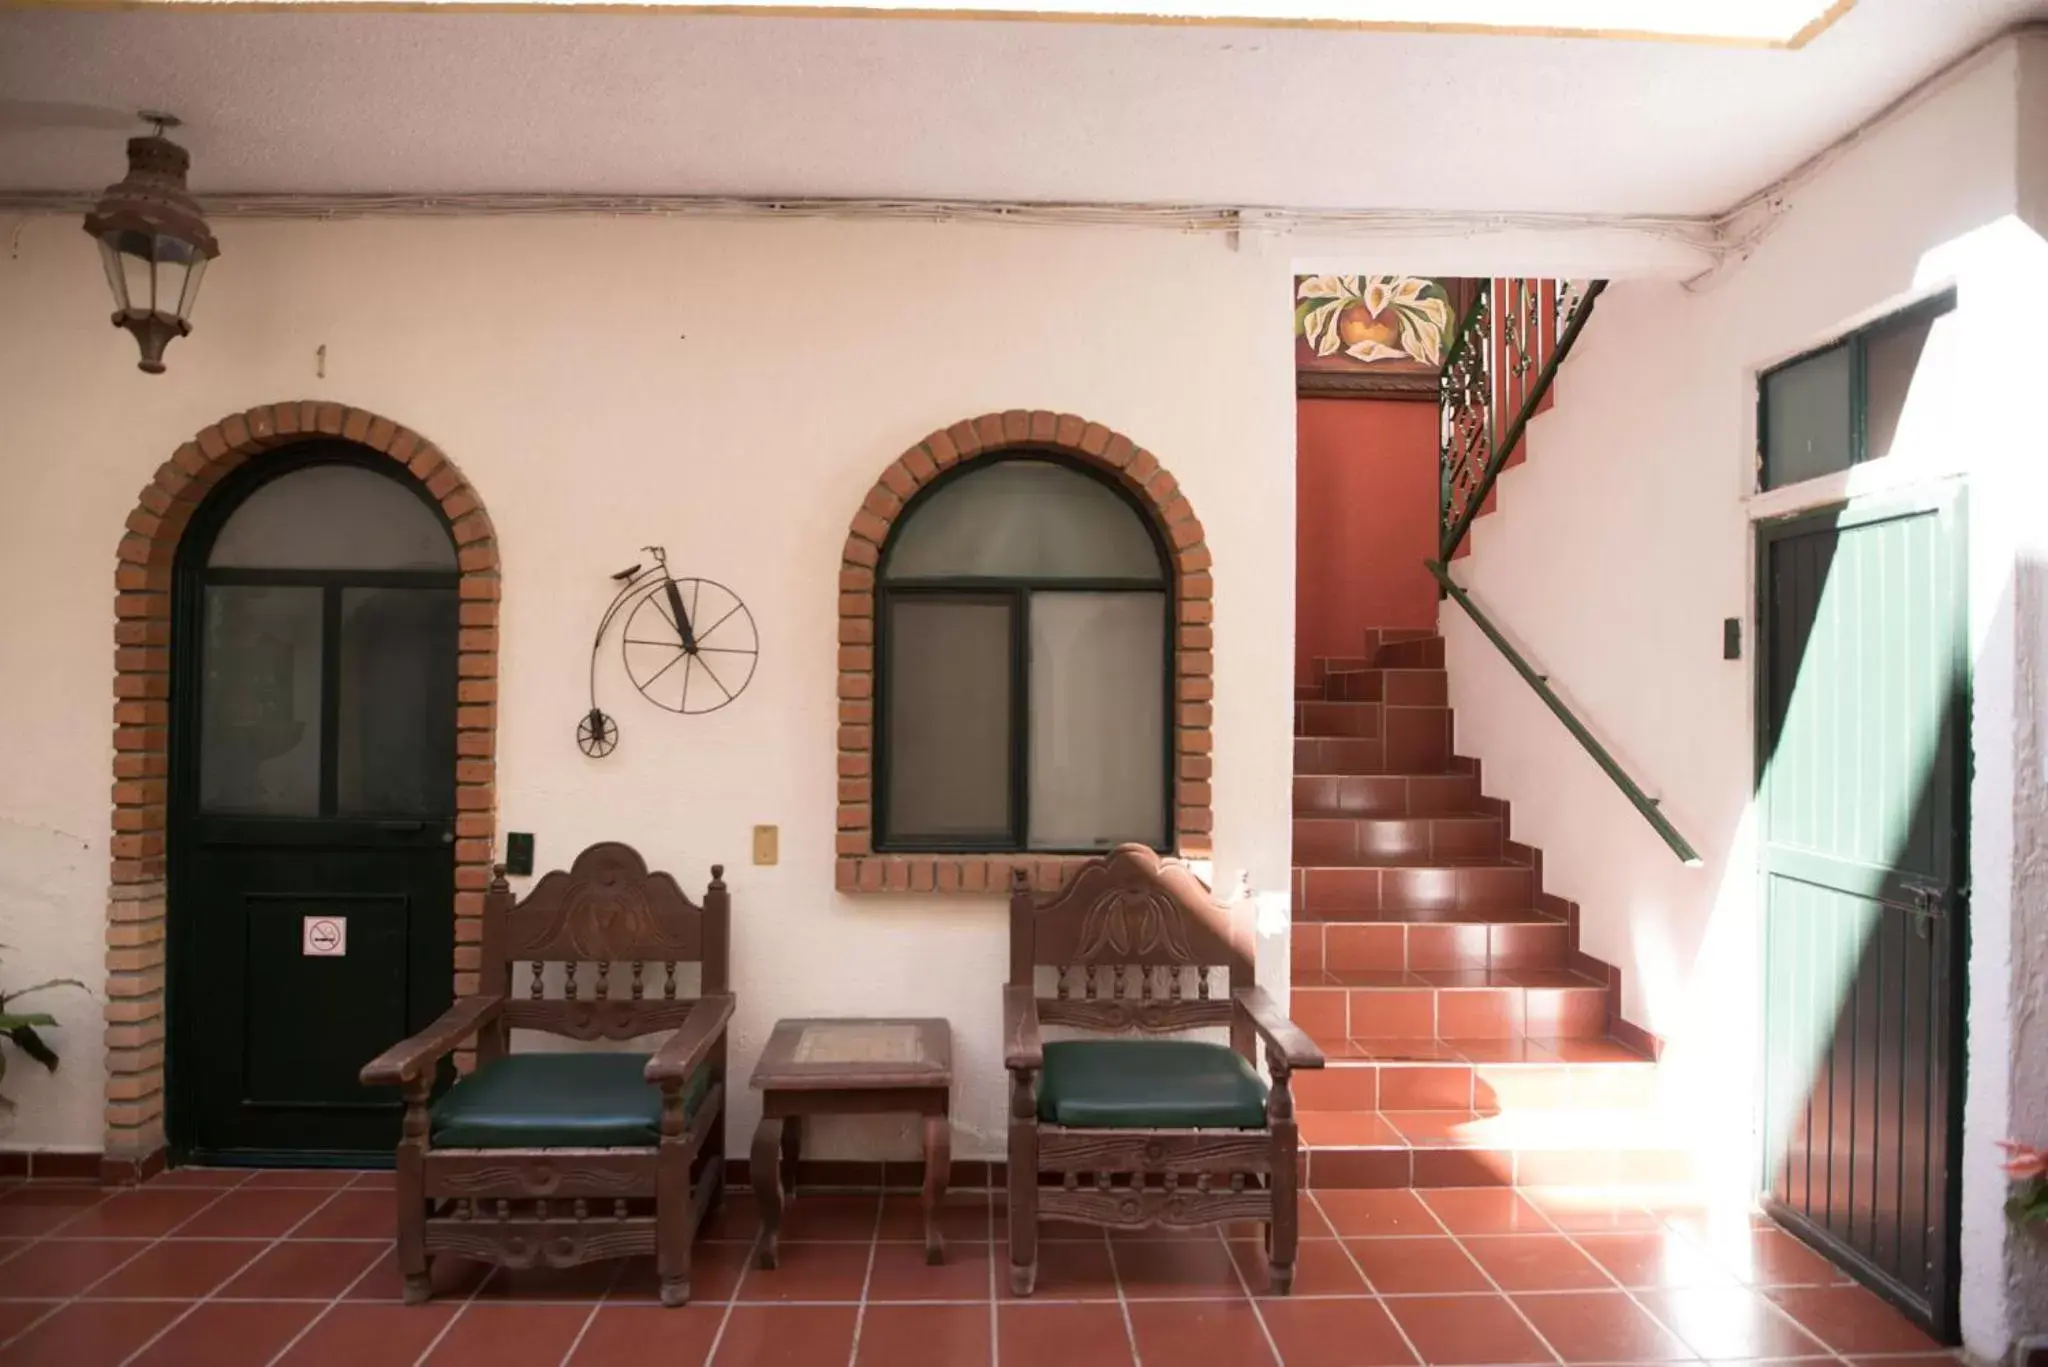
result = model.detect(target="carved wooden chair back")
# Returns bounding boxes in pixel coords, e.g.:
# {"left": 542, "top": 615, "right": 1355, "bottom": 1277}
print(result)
{"left": 476, "top": 842, "right": 729, "bottom": 1060}
{"left": 1009, "top": 844, "right": 1255, "bottom": 1059}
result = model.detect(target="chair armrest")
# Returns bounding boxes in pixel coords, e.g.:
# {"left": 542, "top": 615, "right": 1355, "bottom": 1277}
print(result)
{"left": 361, "top": 996, "right": 502, "bottom": 1088}
{"left": 645, "top": 993, "right": 736, "bottom": 1085}
{"left": 1004, "top": 984, "right": 1043, "bottom": 1072}
{"left": 1233, "top": 986, "right": 1325, "bottom": 1070}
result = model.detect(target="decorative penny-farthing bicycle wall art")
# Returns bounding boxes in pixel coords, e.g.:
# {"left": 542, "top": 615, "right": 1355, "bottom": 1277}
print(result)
{"left": 579, "top": 546, "right": 759, "bottom": 757}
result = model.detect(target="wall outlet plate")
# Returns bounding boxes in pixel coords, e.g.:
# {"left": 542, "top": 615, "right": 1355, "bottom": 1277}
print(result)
{"left": 506, "top": 832, "right": 535, "bottom": 877}
{"left": 1723, "top": 617, "right": 1742, "bottom": 660}
{"left": 753, "top": 825, "right": 779, "bottom": 866}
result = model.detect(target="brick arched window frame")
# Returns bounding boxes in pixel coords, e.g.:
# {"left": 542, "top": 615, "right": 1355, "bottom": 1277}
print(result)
{"left": 834, "top": 410, "right": 1211, "bottom": 895}
{"left": 103, "top": 402, "right": 500, "bottom": 1175}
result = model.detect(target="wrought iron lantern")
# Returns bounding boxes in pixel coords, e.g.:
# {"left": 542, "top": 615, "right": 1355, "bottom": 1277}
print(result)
{"left": 82, "top": 114, "right": 218, "bottom": 375}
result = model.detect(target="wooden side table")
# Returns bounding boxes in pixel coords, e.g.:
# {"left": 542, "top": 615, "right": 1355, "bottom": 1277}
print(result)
{"left": 747, "top": 1017, "right": 953, "bottom": 1267}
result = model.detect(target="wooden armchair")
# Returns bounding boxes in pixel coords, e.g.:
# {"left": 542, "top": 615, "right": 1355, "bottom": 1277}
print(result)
{"left": 361, "top": 842, "right": 732, "bottom": 1307}
{"left": 1004, "top": 845, "right": 1323, "bottom": 1295}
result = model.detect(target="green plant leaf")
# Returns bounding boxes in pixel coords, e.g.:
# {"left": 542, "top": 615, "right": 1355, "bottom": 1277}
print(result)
{"left": 0, "top": 1012, "right": 59, "bottom": 1030}
{"left": 6, "top": 1025, "right": 57, "bottom": 1072}
{"left": 0, "top": 977, "right": 86, "bottom": 1005}
{"left": 2006, "top": 1177, "right": 2048, "bottom": 1225}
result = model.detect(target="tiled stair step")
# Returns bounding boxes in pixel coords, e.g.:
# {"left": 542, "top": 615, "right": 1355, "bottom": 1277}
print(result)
{"left": 1291, "top": 1039, "right": 1656, "bottom": 1112}
{"left": 1295, "top": 701, "right": 1450, "bottom": 746}
{"left": 1294, "top": 919, "right": 1569, "bottom": 974}
{"left": 1292, "top": 971, "right": 1610, "bottom": 1041}
{"left": 1292, "top": 735, "right": 1456, "bottom": 775}
{"left": 1293, "top": 773, "right": 1481, "bottom": 817}
{"left": 1295, "top": 815, "right": 1502, "bottom": 864}
{"left": 1294, "top": 861, "right": 1538, "bottom": 916}
{"left": 1321, "top": 668, "right": 1449, "bottom": 705}
{"left": 1299, "top": 1108, "right": 1695, "bottom": 1190}
{"left": 1375, "top": 637, "right": 1446, "bottom": 669}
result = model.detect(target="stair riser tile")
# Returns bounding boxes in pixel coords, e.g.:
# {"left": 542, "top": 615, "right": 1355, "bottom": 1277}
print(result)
{"left": 1341, "top": 988, "right": 1436, "bottom": 1039}
{"left": 1324, "top": 671, "right": 1386, "bottom": 703}
{"left": 1292, "top": 1067, "right": 1381, "bottom": 1111}
{"left": 1297, "top": 868, "right": 1381, "bottom": 916}
{"left": 1524, "top": 988, "right": 1610, "bottom": 1038}
{"left": 1488, "top": 923, "right": 1571, "bottom": 969}
{"left": 1409, "top": 775, "right": 1481, "bottom": 814}
{"left": 1292, "top": 925, "right": 1324, "bottom": 974}
{"left": 1302, "top": 1146, "right": 1695, "bottom": 1190}
{"left": 1435, "top": 989, "right": 1524, "bottom": 1039}
{"left": 1290, "top": 987, "right": 1351, "bottom": 1042}
{"left": 1405, "top": 924, "right": 1492, "bottom": 972}
{"left": 1473, "top": 1066, "right": 1575, "bottom": 1111}
{"left": 1569, "top": 1065, "right": 1661, "bottom": 1109}
{"left": 1376, "top": 637, "right": 1446, "bottom": 668}
{"left": 1293, "top": 819, "right": 1364, "bottom": 865}
{"left": 1429, "top": 818, "right": 1503, "bottom": 860}
{"left": 1384, "top": 670, "right": 1449, "bottom": 706}
{"left": 1378, "top": 1065, "right": 1478, "bottom": 1111}
{"left": 1293, "top": 738, "right": 1385, "bottom": 774}
{"left": 1293, "top": 775, "right": 1409, "bottom": 816}
{"left": 1383, "top": 707, "right": 1452, "bottom": 771}
{"left": 1296, "top": 702, "right": 1383, "bottom": 739}
{"left": 1323, "top": 924, "right": 1405, "bottom": 972}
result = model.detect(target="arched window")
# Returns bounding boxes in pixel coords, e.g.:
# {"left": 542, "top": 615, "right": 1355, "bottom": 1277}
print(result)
{"left": 876, "top": 455, "right": 1171, "bottom": 852}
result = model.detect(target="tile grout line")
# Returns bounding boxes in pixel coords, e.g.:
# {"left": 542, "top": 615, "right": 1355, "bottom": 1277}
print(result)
{"left": 409, "top": 1231, "right": 500, "bottom": 1366}
{"left": 700, "top": 1188, "right": 765, "bottom": 1367}
{"left": 120, "top": 1177, "right": 363, "bottom": 1367}
{"left": 844, "top": 1192, "right": 884, "bottom": 1367}
{"left": 554, "top": 1255, "right": 627, "bottom": 1367}
{"left": 263, "top": 1199, "right": 402, "bottom": 1367}
{"left": 1414, "top": 1190, "right": 1568, "bottom": 1367}
{"left": 1210, "top": 1220, "right": 1285, "bottom": 1367}
{"left": 1305, "top": 1190, "right": 1428, "bottom": 1367}
{"left": 986, "top": 1183, "right": 1000, "bottom": 1367}
{"left": 1102, "top": 1228, "right": 1143, "bottom": 1367}
{"left": 0, "top": 1167, "right": 255, "bottom": 1353}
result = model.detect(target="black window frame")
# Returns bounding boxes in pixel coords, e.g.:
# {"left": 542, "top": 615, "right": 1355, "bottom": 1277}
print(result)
{"left": 872, "top": 450, "right": 1176, "bottom": 855}
{"left": 1757, "top": 287, "right": 1956, "bottom": 492}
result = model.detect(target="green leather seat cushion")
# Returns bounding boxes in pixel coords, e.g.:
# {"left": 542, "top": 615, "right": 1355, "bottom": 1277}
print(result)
{"left": 1038, "top": 1039, "right": 1268, "bottom": 1129}
{"left": 430, "top": 1052, "right": 713, "bottom": 1149}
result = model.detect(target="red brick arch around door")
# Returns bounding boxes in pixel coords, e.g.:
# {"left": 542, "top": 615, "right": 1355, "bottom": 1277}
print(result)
{"left": 833, "top": 409, "right": 1213, "bottom": 896}
{"left": 104, "top": 402, "right": 500, "bottom": 1174}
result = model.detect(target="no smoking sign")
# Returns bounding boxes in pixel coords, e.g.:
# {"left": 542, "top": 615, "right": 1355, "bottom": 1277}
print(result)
{"left": 302, "top": 916, "right": 347, "bottom": 957}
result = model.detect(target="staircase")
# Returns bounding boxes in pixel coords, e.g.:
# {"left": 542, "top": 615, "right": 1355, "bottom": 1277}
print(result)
{"left": 1290, "top": 629, "right": 1687, "bottom": 1190}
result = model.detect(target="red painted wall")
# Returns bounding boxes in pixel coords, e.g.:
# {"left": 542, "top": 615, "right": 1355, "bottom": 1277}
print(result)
{"left": 1295, "top": 397, "right": 1440, "bottom": 679}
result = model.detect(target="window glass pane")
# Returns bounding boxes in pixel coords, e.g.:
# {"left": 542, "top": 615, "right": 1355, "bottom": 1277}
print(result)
{"left": 338, "top": 587, "right": 458, "bottom": 816}
{"left": 884, "top": 460, "right": 1163, "bottom": 582}
{"left": 209, "top": 464, "right": 457, "bottom": 571}
{"left": 884, "top": 598, "right": 1012, "bottom": 842}
{"left": 1028, "top": 592, "right": 1166, "bottom": 851}
{"left": 1863, "top": 302, "right": 1948, "bottom": 466}
{"left": 201, "top": 585, "right": 322, "bottom": 815}
{"left": 1761, "top": 343, "right": 1853, "bottom": 489}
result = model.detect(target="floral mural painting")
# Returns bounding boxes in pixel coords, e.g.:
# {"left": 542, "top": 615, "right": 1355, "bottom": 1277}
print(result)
{"left": 1293, "top": 274, "right": 1472, "bottom": 400}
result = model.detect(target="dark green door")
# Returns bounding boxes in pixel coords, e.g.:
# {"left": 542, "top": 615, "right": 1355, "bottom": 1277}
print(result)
{"left": 170, "top": 447, "right": 460, "bottom": 1163}
{"left": 1757, "top": 491, "right": 1968, "bottom": 1340}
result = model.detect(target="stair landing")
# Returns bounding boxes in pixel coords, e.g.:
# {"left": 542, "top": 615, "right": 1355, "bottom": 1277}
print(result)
{"left": 1293, "top": 631, "right": 1682, "bottom": 1190}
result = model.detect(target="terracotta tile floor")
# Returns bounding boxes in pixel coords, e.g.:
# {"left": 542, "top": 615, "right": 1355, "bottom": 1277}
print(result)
{"left": 0, "top": 1173, "right": 1956, "bottom": 1367}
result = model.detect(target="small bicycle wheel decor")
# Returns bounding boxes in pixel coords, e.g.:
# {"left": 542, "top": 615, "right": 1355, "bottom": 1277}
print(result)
{"left": 578, "top": 546, "right": 759, "bottom": 757}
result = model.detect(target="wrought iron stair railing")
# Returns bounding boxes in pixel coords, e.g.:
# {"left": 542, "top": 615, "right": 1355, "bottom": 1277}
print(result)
{"left": 1425, "top": 559, "right": 1700, "bottom": 867}
{"left": 1438, "top": 278, "right": 1607, "bottom": 562}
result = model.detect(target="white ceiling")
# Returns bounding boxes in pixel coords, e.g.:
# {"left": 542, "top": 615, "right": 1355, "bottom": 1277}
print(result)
{"left": 0, "top": 0, "right": 2040, "bottom": 214}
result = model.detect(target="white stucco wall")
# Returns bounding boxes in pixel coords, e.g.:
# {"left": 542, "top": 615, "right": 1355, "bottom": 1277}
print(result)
{"left": 0, "top": 207, "right": 1706, "bottom": 1169}
{"left": 1448, "top": 35, "right": 2047, "bottom": 1359}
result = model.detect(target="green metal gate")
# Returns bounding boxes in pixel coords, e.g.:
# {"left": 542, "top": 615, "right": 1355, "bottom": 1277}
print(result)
{"left": 1756, "top": 491, "right": 1968, "bottom": 1341}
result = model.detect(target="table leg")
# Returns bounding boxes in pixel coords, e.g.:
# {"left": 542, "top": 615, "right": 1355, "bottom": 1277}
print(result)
{"left": 752, "top": 1117, "right": 786, "bottom": 1270}
{"left": 780, "top": 1114, "right": 802, "bottom": 1196}
{"left": 921, "top": 1114, "right": 951, "bottom": 1266}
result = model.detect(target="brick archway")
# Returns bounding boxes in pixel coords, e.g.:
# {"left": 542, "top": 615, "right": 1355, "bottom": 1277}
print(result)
{"left": 104, "top": 402, "right": 500, "bottom": 1174}
{"left": 833, "top": 409, "right": 1212, "bottom": 895}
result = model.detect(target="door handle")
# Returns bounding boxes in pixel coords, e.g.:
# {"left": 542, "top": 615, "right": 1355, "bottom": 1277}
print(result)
{"left": 1900, "top": 882, "right": 1946, "bottom": 937}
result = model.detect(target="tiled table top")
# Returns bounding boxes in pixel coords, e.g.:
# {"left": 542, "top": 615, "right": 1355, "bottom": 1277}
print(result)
{"left": 0, "top": 1171, "right": 1955, "bottom": 1367}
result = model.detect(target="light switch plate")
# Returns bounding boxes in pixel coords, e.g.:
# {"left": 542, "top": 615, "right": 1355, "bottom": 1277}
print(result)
{"left": 753, "top": 825, "right": 779, "bottom": 866}
{"left": 506, "top": 832, "right": 535, "bottom": 877}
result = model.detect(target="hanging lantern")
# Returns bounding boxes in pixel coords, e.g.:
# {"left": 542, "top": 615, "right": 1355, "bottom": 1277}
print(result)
{"left": 82, "top": 114, "right": 219, "bottom": 375}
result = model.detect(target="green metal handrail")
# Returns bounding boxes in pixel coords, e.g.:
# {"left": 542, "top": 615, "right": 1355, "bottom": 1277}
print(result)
{"left": 1425, "top": 559, "right": 1702, "bottom": 867}
{"left": 1439, "top": 279, "right": 1607, "bottom": 563}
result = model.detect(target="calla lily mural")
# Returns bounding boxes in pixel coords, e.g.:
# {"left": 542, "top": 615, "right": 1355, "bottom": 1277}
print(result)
{"left": 1296, "top": 275, "right": 1455, "bottom": 367}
